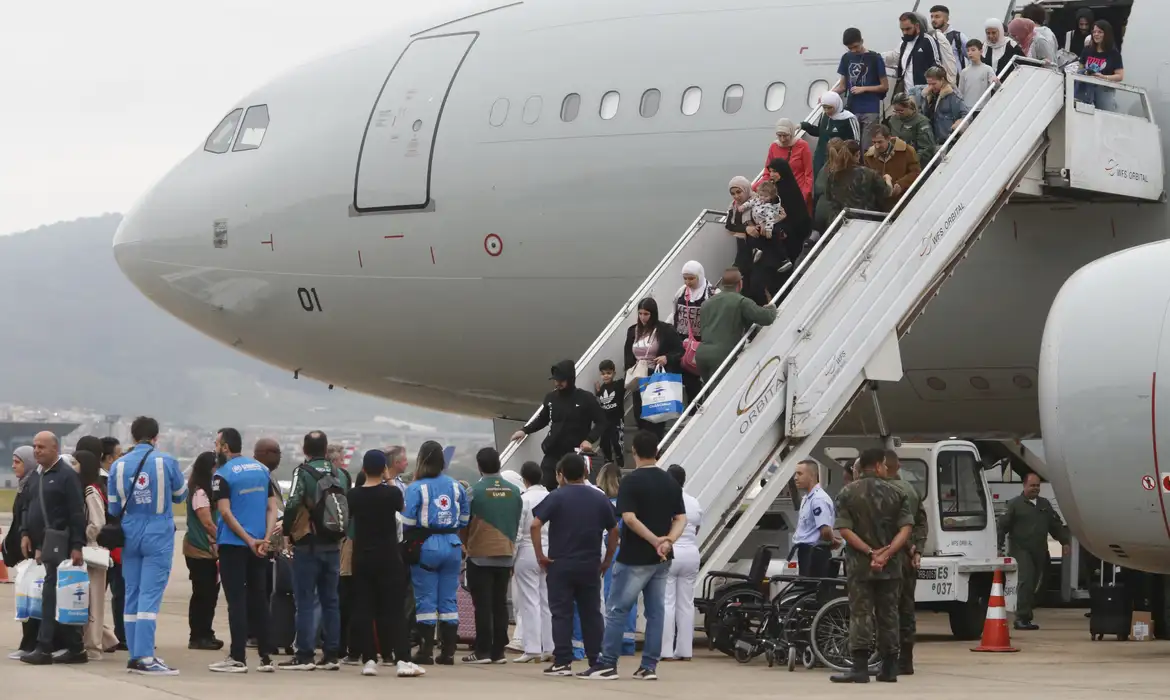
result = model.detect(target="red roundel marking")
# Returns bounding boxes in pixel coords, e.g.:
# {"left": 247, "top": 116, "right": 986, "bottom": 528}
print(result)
{"left": 484, "top": 233, "right": 503, "bottom": 257}
{"left": 1162, "top": 474, "right": 1170, "bottom": 493}
{"left": 1143, "top": 475, "right": 1156, "bottom": 491}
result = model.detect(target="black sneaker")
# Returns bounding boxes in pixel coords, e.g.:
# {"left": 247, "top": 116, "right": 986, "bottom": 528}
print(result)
{"left": 189, "top": 638, "right": 225, "bottom": 651}
{"left": 543, "top": 662, "right": 573, "bottom": 677}
{"left": 632, "top": 666, "right": 657, "bottom": 680}
{"left": 57, "top": 650, "right": 89, "bottom": 665}
{"left": 576, "top": 664, "right": 618, "bottom": 680}
{"left": 461, "top": 652, "right": 492, "bottom": 665}
{"left": 19, "top": 649, "right": 53, "bottom": 666}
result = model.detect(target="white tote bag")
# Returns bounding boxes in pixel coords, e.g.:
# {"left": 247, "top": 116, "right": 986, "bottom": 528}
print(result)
{"left": 82, "top": 546, "right": 112, "bottom": 570}
{"left": 55, "top": 563, "right": 90, "bottom": 626}
{"left": 639, "top": 369, "right": 685, "bottom": 424}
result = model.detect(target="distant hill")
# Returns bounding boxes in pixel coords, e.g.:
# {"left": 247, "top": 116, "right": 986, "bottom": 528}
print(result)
{"left": 0, "top": 214, "right": 481, "bottom": 431}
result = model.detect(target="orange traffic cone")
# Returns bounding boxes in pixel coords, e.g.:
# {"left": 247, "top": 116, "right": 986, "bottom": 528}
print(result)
{"left": 0, "top": 560, "right": 10, "bottom": 584}
{"left": 971, "top": 568, "right": 1019, "bottom": 652}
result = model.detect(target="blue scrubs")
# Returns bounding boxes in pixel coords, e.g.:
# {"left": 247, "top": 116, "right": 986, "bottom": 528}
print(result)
{"left": 572, "top": 497, "right": 635, "bottom": 658}
{"left": 402, "top": 475, "right": 469, "bottom": 625}
{"left": 108, "top": 443, "right": 186, "bottom": 662}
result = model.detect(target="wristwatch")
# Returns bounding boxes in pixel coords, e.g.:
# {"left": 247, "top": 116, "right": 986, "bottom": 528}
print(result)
{"left": 867, "top": 547, "right": 874, "bottom": 557}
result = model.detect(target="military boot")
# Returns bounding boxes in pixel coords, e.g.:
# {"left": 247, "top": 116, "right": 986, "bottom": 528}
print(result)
{"left": 437, "top": 622, "right": 459, "bottom": 665}
{"left": 876, "top": 655, "right": 899, "bottom": 682}
{"left": 412, "top": 625, "right": 435, "bottom": 666}
{"left": 829, "top": 651, "right": 870, "bottom": 683}
{"left": 898, "top": 644, "right": 914, "bottom": 675}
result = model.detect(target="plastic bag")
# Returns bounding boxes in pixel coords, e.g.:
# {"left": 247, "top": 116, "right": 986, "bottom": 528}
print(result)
{"left": 639, "top": 369, "right": 685, "bottom": 424}
{"left": 19, "top": 562, "right": 47, "bottom": 620}
{"left": 55, "top": 563, "right": 90, "bottom": 626}
{"left": 13, "top": 560, "right": 35, "bottom": 621}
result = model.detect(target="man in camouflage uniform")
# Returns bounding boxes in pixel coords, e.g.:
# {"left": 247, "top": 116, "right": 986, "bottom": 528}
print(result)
{"left": 830, "top": 448, "right": 914, "bottom": 684}
{"left": 997, "top": 472, "right": 1069, "bottom": 630}
{"left": 883, "top": 449, "right": 927, "bottom": 675}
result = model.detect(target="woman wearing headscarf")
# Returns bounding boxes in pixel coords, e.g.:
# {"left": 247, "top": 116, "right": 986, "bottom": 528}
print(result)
{"left": 984, "top": 18, "right": 1024, "bottom": 78}
{"left": 672, "top": 261, "right": 717, "bottom": 404}
{"left": 754, "top": 119, "right": 813, "bottom": 211}
{"left": 726, "top": 176, "right": 761, "bottom": 279}
{"left": 7, "top": 446, "right": 40, "bottom": 659}
{"left": 1008, "top": 17, "right": 1057, "bottom": 64}
{"left": 75, "top": 449, "right": 119, "bottom": 660}
{"left": 624, "top": 297, "right": 683, "bottom": 437}
{"left": 801, "top": 92, "right": 861, "bottom": 193}
{"left": 766, "top": 158, "right": 814, "bottom": 265}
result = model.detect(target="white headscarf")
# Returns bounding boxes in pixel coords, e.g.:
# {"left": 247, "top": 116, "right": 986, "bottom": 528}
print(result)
{"left": 984, "top": 17, "right": 1009, "bottom": 51}
{"left": 677, "top": 260, "right": 712, "bottom": 302}
{"left": 819, "top": 91, "right": 856, "bottom": 122}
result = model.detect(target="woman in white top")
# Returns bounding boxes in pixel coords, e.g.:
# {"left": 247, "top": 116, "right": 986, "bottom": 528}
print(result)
{"left": 74, "top": 449, "right": 119, "bottom": 659}
{"left": 512, "top": 461, "right": 553, "bottom": 663}
{"left": 661, "top": 464, "right": 703, "bottom": 661}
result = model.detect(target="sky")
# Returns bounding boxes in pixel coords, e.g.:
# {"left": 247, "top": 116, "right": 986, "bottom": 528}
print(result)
{"left": 0, "top": 1, "right": 454, "bottom": 235}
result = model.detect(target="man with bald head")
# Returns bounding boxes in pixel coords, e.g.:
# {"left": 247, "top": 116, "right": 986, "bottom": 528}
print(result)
{"left": 19, "top": 432, "right": 88, "bottom": 665}
{"left": 694, "top": 268, "right": 779, "bottom": 382}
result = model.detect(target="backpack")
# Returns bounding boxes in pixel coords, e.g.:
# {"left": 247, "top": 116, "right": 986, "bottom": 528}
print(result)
{"left": 946, "top": 29, "right": 966, "bottom": 70}
{"left": 298, "top": 464, "right": 349, "bottom": 543}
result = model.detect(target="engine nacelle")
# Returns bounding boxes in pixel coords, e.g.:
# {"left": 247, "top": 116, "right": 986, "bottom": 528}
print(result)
{"left": 1040, "top": 240, "right": 1170, "bottom": 573}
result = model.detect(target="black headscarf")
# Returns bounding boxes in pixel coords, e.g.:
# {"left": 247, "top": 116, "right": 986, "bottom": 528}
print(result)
{"left": 769, "top": 157, "right": 812, "bottom": 239}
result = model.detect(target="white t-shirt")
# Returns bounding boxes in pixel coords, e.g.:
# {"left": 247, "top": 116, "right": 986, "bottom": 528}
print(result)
{"left": 675, "top": 493, "right": 703, "bottom": 552}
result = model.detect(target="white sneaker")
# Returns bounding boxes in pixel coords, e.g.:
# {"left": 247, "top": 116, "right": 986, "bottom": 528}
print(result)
{"left": 397, "top": 660, "right": 425, "bottom": 677}
{"left": 256, "top": 658, "right": 275, "bottom": 673}
{"left": 208, "top": 657, "right": 248, "bottom": 673}
{"left": 513, "top": 653, "right": 543, "bottom": 663}
{"left": 7, "top": 651, "right": 26, "bottom": 661}
{"left": 362, "top": 660, "right": 378, "bottom": 677}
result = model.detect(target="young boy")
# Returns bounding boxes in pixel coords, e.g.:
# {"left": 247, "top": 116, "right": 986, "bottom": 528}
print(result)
{"left": 594, "top": 360, "right": 625, "bottom": 468}
{"left": 959, "top": 39, "right": 997, "bottom": 109}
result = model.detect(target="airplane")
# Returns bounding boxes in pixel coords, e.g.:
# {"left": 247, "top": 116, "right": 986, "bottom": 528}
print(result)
{"left": 112, "top": 0, "right": 1170, "bottom": 574}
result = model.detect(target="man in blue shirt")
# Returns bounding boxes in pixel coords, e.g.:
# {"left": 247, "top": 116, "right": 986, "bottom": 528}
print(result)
{"left": 837, "top": 27, "right": 889, "bottom": 152}
{"left": 791, "top": 459, "right": 839, "bottom": 577}
{"left": 108, "top": 416, "right": 187, "bottom": 676}
{"left": 208, "top": 428, "right": 281, "bottom": 674}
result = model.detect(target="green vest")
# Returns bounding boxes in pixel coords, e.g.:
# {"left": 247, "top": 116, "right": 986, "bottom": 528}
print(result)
{"left": 185, "top": 488, "right": 220, "bottom": 554}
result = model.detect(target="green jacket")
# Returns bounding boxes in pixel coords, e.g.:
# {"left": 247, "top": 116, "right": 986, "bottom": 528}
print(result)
{"left": 887, "top": 476, "right": 927, "bottom": 557}
{"left": 834, "top": 472, "right": 914, "bottom": 581}
{"left": 885, "top": 112, "right": 938, "bottom": 166}
{"left": 466, "top": 475, "right": 523, "bottom": 560}
{"left": 997, "top": 494, "right": 1068, "bottom": 554}
{"left": 282, "top": 458, "right": 353, "bottom": 548}
{"left": 694, "top": 291, "right": 778, "bottom": 368}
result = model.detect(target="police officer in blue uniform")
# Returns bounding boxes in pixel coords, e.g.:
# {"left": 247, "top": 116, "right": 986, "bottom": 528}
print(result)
{"left": 790, "top": 459, "right": 838, "bottom": 577}
{"left": 401, "top": 440, "right": 469, "bottom": 666}
{"left": 108, "top": 416, "right": 187, "bottom": 676}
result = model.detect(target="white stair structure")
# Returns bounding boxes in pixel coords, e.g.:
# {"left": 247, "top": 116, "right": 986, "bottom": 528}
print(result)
{"left": 499, "top": 59, "right": 1163, "bottom": 581}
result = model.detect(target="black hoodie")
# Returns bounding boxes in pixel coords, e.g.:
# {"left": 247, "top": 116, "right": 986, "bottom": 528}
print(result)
{"left": 522, "top": 360, "right": 607, "bottom": 457}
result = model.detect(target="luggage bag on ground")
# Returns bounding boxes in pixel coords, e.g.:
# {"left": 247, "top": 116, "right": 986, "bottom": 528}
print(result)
{"left": 1090, "top": 564, "right": 1132, "bottom": 641}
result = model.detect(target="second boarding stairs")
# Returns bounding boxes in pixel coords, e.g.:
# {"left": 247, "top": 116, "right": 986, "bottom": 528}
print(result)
{"left": 499, "top": 59, "right": 1164, "bottom": 582}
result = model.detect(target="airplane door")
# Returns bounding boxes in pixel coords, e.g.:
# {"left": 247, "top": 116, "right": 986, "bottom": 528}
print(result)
{"left": 354, "top": 32, "right": 478, "bottom": 212}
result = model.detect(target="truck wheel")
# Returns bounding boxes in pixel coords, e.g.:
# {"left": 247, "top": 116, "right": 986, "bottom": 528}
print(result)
{"left": 949, "top": 575, "right": 991, "bottom": 640}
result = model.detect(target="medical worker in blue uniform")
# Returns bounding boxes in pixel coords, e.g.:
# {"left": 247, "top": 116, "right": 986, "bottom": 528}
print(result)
{"left": 108, "top": 416, "right": 187, "bottom": 676}
{"left": 401, "top": 441, "right": 469, "bottom": 666}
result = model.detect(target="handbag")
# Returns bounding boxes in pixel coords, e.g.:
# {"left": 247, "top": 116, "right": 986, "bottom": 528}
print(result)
{"left": 82, "top": 546, "right": 112, "bottom": 570}
{"left": 37, "top": 467, "right": 71, "bottom": 567}
{"left": 96, "top": 448, "right": 154, "bottom": 550}
{"left": 681, "top": 288, "right": 701, "bottom": 376}
{"left": 625, "top": 328, "right": 656, "bottom": 390}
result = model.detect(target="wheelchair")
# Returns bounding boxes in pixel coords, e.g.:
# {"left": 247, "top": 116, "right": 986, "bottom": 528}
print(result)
{"left": 697, "top": 545, "right": 878, "bottom": 673}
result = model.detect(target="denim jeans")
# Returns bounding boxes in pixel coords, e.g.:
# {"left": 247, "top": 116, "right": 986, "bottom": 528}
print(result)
{"left": 292, "top": 545, "right": 341, "bottom": 659}
{"left": 598, "top": 561, "right": 669, "bottom": 670}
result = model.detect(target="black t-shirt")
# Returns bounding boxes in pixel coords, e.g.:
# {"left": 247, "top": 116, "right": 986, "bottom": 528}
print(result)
{"left": 1080, "top": 47, "right": 1123, "bottom": 77}
{"left": 615, "top": 466, "right": 685, "bottom": 566}
{"left": 347, "top": 483, "right": 404, "bottom": 559}
{"left": 532, "top": 483, "right": 617, "bottom": 566}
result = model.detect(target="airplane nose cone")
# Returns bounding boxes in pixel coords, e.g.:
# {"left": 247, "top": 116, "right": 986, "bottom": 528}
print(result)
{"left": 113, "top": 196, "right": 161, "bottom": 302}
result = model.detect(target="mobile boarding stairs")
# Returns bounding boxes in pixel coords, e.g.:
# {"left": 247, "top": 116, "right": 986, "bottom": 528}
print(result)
{"left": 499, "top": 58, "right": 1164, "bottom": 582}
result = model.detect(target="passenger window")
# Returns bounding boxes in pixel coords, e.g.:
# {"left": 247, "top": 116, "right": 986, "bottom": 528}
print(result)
{"left": 807, "top": 80, "right": 831, "bottom": 110}
{"left": 560, "top": 93, "right": 581, "bottom": 122}
{"left": 600, "top": 91, "right": 620, "bottom": 120}
{"left": 522, "top": 96, "right": 542, "bottom": 125}
{"left": 681, "top": 86, "right": 702, "bottom": 116}
{"left": 489, "top": 98, "right": 509, "bottom": 127}
{"left": 640, "top": 89, "right": 661, "bottom": 118}
{"left": 232, "top": 105, "right": 270, "bottom": 152}
{"left": 936, "top": 451, "right": 989, "bottom": 531}
{"left": 723, "top": 84, "right": 744, "bottom": 114}
{"left": 765, "top": 82, "right": 787, "bottom": 112}
{"left": 901, "top": 459, "right": 929, "bottom": 501}
{"left": 204, "top": 108, "right": 243, "bottom": 154}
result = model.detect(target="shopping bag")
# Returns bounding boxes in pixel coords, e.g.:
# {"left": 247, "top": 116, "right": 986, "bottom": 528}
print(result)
{"left": 83, "top": 546, "right": 112, "bottom": 570}
{"left": 24, "top": 563, "right": 46, "bottom": 620}
{"left": 639, "top": 369, "right": 684, "bottom": 424}
{"left": 55, "top": 563, "right": 90, "bottom": 626}
{"left": 13, "top": 560, "right": 34, "bottom": 621}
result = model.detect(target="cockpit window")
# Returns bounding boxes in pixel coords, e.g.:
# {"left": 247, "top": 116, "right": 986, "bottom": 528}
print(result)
{"left": 233, "top": 105, "right": 270, "bottom": 152}
{"left": 204, "top": 108, "right": 243, "bottom": 154}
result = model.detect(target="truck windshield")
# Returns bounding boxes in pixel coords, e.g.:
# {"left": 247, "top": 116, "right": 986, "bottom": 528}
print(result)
{"left": 936, "top": 450, "right": 988, "bottom": 531}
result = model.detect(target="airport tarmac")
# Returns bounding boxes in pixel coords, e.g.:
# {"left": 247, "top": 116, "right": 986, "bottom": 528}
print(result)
{"left": 2, "top": 534, "right": 1169, "bottom": 698}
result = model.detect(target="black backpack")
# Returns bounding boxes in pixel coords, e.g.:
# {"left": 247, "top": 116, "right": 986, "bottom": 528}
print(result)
{"left": 298, "top": 464, "right": 349, "bottom": 543}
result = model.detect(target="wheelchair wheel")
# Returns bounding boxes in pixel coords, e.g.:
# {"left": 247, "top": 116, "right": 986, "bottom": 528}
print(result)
{"left": 787, "top": 646, "right": 797, "bottom": 672}
{"left": 802, "top": 646, "right": 817, "bottom": 670}
{"left": 734, "top": 645, "right": 753, "bottom": 664}
{"left": 706, "top": 585, "right": 768, "bottom": 658}
{"left": 809, "top": 596, "right": 853, "bottom": 672}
